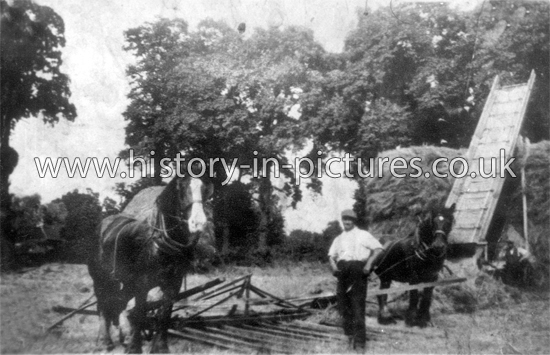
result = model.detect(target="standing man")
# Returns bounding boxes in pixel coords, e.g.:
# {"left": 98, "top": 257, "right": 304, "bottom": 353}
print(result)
{"left": 328, "top": 209, "right": 383, "bottom": 351}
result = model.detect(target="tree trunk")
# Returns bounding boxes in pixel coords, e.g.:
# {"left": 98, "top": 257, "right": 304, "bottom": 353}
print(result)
{"left": 0, "top": 234, "right": 16, "bottom": 271}
{"left": 0, "top": 116, "right": 18, "bottom": 270}
{"left": 257, "top": 170, "right": 272, "bottom": 254}
{"left": 221, "top": 223, "right": 230, "bottom": 256}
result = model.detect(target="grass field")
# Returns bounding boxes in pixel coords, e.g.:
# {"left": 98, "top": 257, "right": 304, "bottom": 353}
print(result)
{"left": 1, "top": 262, "right": 549, "bottom": 354}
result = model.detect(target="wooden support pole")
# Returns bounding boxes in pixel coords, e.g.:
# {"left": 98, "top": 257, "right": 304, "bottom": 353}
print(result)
{"left": 201, "top": 284, "right": 242, "bottom": 301}
{"left": 244, "top": 275, "right": 250, "bottom": 316}
{"left": 521, "top": 136, "right": 531, "bottom": 253}
{"left": 290, "top": 277, "right": 467, "bottom": 305}
{"left": 249, "top": 284, "right": 301, "bottom": 309}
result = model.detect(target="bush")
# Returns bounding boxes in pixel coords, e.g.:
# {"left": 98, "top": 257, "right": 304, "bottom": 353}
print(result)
{"left": 273, "top": 221, "right": 343, "bottom": 262}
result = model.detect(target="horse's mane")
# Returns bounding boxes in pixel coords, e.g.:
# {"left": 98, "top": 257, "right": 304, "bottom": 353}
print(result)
{"left": 156, "top": 176, "right": 185, "bottom": 215}
{"left": 121, "top": 176, "right": 188, "bottom": 230}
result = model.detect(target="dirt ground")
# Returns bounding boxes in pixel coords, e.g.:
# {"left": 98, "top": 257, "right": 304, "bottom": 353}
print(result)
{"left": 1, "top": 262, "right": 549, "bottom": 354}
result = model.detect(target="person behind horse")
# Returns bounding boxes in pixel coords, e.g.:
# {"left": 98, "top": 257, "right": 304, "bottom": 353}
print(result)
{"left": 328, "top": 209, "right": 383, "bottom": 351}
{"left": 503, "top": 240, "right": 533, "bottom": 286}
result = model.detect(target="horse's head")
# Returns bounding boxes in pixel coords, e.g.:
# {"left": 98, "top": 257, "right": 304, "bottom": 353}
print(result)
{"left": 419, "top": 203, "right": 456, "bottom": 257}
{"left": 176, "top": 176, "right": 214, "bottom": 235}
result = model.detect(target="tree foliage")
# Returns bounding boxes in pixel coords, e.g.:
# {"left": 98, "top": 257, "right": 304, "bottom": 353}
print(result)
{"left": 11, "top": 194, "right": 44, "bottom": 241}
{"left": 118, "top": 2, "right": 548, "bottom": 263}
{"left": 1, "top": 0, "right": 75, "bottom": 268}
{"left": 467, "top": 0, "right": 549, "bottom": 141}
{"left": 0, "top": 0, "right": 76, "bottom": 129}
{"left": 121, "top": 19, "right": 328, "bottom": 256}
{"left": 302, "top": 1, "right": 548, "bottom": 162}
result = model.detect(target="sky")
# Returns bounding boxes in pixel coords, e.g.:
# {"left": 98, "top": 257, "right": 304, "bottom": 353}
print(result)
{"left": 10, "top": 0, "right": 482, "bottom": 232}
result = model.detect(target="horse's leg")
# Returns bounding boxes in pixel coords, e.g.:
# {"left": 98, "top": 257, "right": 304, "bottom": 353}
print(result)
{"left": 417, "top": 286, "right": 434, "bottom": 327}
{"left": 405, "top": 288, "right": 419, "bottom": 327}
{"left": 96, "top": 304, "right": 114, "bottom": 351}
{"left": 91, "top": 271, "right": 119, "bottom": 350}
{"left": 115, "top": 289, "right": 135, "bottom": 346}
{"left": 377, "top": 278, "right": 395, "bottom": 324}
{"left": 115, "top": 314, "right": 126, "bottom": 345}
{"left": 150, "top": 278, "right": 183, "bottom": 354}
{"left": 126, "top": 291, "right": 147, "bottom": 354}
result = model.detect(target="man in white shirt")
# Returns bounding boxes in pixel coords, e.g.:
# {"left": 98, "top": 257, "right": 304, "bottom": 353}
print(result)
{"left": 328, "top": 209, "right": 383, "bottom": 351}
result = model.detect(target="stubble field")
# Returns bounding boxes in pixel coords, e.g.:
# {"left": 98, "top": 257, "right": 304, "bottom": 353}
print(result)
{"left": 1, "top": 262, "right": 549, "bottom": 354}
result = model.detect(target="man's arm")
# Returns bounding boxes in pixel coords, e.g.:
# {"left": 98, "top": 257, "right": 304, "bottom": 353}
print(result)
{"left": 363, "top": 248, "right": 383, "bottom": 275}
{"left": 329, "top": 255, "right": 340, "bottom": 276}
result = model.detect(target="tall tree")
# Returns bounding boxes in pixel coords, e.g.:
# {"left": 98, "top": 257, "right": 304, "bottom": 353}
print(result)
{"left": 467, "top": 0, "right": 549, "bottom": 142}
{"left": 1, "top": 0, "right": 76, "bottom": 269}
{"left": 122, "top": 19, "right": 327, "bottom": 254}
{"left": 122, "top": 18, "right": 191, "bottom": 184}
{"left": 303, "top": 1, "right": 549, "bottom": 163}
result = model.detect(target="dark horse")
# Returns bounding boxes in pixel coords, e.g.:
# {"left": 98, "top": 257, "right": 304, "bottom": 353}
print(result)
{"left": 373, "top": 203, "right": 455, "bottom": 327}
{"left": 88, "top": 175, "right": 213, "bottom": 353}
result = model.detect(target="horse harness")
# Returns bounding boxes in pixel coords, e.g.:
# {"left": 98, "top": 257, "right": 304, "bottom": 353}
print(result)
{"left": 412, "top": 228, "right": 432, "bottom": 262}
{"left": 374, "top": 215, "right": 448, "bottom": 278}
{"left": 110, "top": 199, "right": 203, "bottom": 281}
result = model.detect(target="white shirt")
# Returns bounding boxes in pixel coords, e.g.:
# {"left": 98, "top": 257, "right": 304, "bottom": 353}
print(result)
{"left": 328, "top": 227, "right": 383, "bottom": 262}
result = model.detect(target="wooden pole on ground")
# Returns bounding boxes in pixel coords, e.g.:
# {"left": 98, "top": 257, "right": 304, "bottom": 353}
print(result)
{"left": 47, "top": 294, "right": 97, "bottom": 332}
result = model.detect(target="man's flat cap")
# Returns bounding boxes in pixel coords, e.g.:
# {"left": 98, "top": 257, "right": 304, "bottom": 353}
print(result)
{"left": 341, "top": 209, "right": 357, "bottom": 220}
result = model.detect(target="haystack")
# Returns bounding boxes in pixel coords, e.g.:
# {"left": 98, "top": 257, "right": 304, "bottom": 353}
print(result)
{"left": 362, "top": 141, "right": 549, "bottom": 267}
{"left": 362, "top": 145, "right": 464, "bottom": 243}
{"left": 508, "top": 140, "right": 550, "bottom": 228}
{"left": 506, "top": 140, "right": 550, "bottom": 266}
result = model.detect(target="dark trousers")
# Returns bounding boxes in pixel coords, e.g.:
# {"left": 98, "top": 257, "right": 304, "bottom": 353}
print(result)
{"left": 336, "top": 260, "right": 368, "bottom": 349}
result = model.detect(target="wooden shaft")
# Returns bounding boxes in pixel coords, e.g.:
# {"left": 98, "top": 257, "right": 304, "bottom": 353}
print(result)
{"left": 193, "top": 274, "right": 250, "bottom": 300}
{"left": 47, "top": 300, "right": 97, "bottom": 332}
{"left": 145, "top": 277, "right": 225, "bottom": 311}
